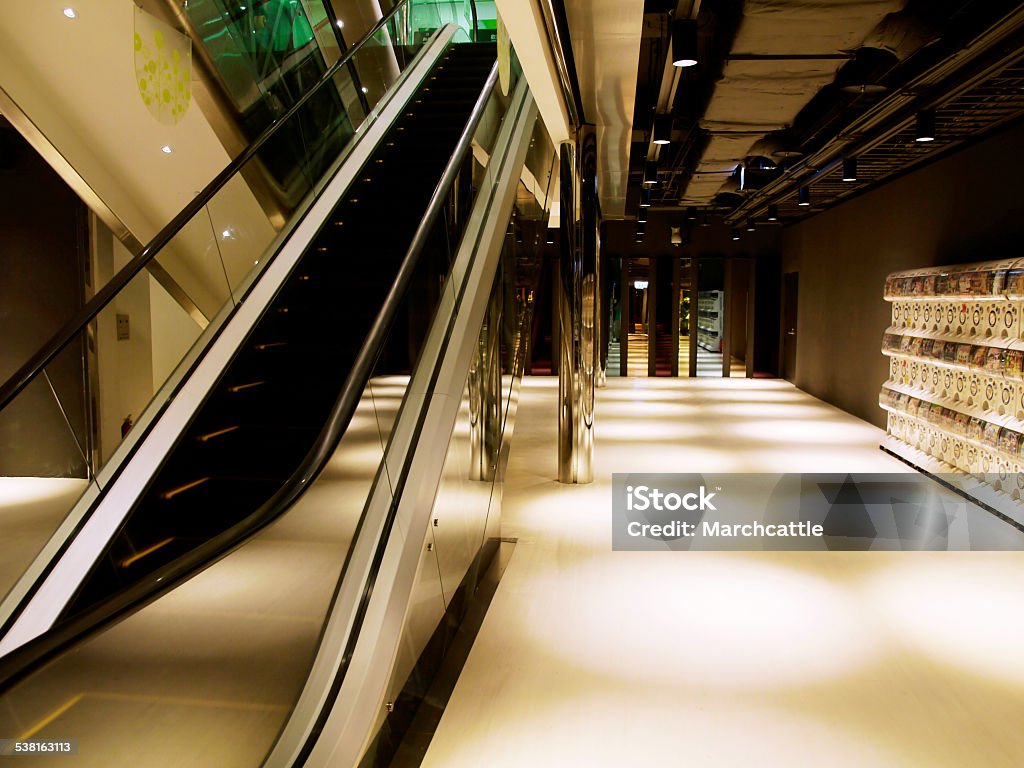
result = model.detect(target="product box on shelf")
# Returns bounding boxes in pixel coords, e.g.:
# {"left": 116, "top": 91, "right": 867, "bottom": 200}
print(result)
{"left": 881, "top": 258, "right": 1024, "bottom": 502}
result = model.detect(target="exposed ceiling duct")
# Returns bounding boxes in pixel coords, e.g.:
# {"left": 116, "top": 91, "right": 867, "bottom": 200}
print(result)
{"left": 681, "top": 0, "right": 906, "bottom": 204}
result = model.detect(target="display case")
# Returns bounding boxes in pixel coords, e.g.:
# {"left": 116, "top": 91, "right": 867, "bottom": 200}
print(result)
{"left": 697, "top": 290, "right": 723, "bottom": 352}
{"left": 880, "top": 258, "right": 1024, "bottom": 510}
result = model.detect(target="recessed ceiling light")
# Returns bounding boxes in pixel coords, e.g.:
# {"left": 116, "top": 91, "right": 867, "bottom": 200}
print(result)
{"left": 361, "top": 86, "right": 368, "bottom": 93}
{"left": 161, "top": 145, "right": 173, "bottom": 154}
{"left": 336, "top": 19, "right": 344, "bottom": 28}
{"left": 63, "top": 7, "right": 77, "bottom": 19}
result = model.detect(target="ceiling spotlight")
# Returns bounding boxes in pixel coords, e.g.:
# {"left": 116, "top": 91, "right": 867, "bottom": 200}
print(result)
{"left": 797, "top": 186, "right": 810, "bottom": 206}
{"left": 915, "top": 108, "right": 936, "bottom": 142}
{"left": 672, "top": 19, "right": 698, "bottom": 68}
{"left": 643, "top": 160, "right": 659, "bottom": 186}
{"left": 766, "top": 204, "right": 779, "bottom": 221}
{"left": 686, "top": 206, "right": 698, "bottom": 221}
{"left": 745, "top": 218, "right": 756, "bottom": 232}
{"left": 361, "top": 86, "right": 368, "bottom": 93}
{"left": 731, "top": 228, "right": 741, "bottom": 241}
{"left": 635, "top": 232, "right": 644, "bottom": 243}
{"left": 638, "top": 208, "right": 647, "bottom": 224}
{"left": 841, "top": 156, "right": 858, "bottom": 182}
{"left": 546, "top": 228, "right": 555, "bottom": 244}
{"left": 160, "top": 145, "right": 173, "bottom": 154}
{"left": 700, "top": 213, "right": 711, "bottom": 227}
{"left": 653, "top": 115, "right": 672, "bottom": 145}
{"left": 640, "top": 189, "right": 651, "bottom": 207}
{"left": 63, "top": 7, "right": 77, "bottom": 18}
{"left": 335, "top": 19, "right": 344, "bottom": 28}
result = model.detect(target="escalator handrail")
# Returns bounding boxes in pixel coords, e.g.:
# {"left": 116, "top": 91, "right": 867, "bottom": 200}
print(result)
{"left": 0, "top": 0, "right": 460, "bottom": 414}
{"left": 0, "top": 59, "right": 501, "bottom": 694}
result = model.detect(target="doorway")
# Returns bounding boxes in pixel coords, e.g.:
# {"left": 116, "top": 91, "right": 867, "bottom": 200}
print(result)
{"left": 782, "top": 271, "right": 799, "bottom": 381}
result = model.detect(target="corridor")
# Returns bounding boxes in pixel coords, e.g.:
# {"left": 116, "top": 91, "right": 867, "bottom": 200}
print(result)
{"left": 422, "top": 376, "right": 1024, "bottom": 767}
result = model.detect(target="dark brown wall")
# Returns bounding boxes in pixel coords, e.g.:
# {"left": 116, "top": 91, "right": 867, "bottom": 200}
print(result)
{"left": 782, "top": 120, "right": 1024, "bottom": 428}
{"left": 0, "top": 128, "right": 88, "bottom": 477}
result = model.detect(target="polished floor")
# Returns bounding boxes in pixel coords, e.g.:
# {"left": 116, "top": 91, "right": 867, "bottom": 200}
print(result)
{"left": 422, "top": 376, "right": 1024, "bottom": 767}
{"left": 0, "top": 477, "right": 87, "bottom": 604}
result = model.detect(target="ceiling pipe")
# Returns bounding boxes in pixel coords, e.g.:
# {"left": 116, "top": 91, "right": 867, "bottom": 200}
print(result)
{"left": 723, "top": 2, "right": 1024, "bottom": 226}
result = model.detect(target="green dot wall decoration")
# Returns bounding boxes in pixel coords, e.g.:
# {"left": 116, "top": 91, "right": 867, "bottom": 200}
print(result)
{"left": 134, "top": 6, "right": 191, "bottom": 126}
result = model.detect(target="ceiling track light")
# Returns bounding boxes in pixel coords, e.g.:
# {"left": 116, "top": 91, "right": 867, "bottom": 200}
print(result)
{"left": 841, "top": 156, "right": 858, "bottom": 182}
{"left": 653, "top": 114, "right": 672, "bottom": 145}
{"left": 643, "top": 160, "right": 659, "bottom": 186}
{"left": 766, "top": 204, "right": 779, "bottom": 222}
{"left": 672, "top": 19, "right": 698, "bottom": 68}
{"left": 798, "top": 186, "right": 811, "bottom": 206}
{"left": 915, "top": 108, "right": 936, "bottom": 142}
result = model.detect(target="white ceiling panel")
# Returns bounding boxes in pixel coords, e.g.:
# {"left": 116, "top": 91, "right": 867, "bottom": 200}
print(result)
{"left": 565, "top": 0, "right": 646, "bottom": 218}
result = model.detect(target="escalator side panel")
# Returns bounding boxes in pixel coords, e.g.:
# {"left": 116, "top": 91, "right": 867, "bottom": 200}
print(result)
{"left": 264, "top": 73, "right": 537, "bottom": 768}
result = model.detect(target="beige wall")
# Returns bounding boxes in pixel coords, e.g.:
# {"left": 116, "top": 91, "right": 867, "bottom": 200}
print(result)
{"left": 782, "top": 121, "right": 1024, "bottom": 428}
{"left": 0, "top": 1, "right": 276, "bottom": 319}
{"left": 93, "top": 220, "right": 201, "bottom": 464}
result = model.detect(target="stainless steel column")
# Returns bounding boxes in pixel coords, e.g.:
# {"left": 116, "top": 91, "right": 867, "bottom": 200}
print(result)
{"left": 595, "top": 226, "right": 606, "bottom": 388}
{"left": 688, "top": 256, "right": 699, "bottom": 378}
{"left": 619, "top": 260, "right": 629, "bottom": 377}
{"left": 647, "top": 260, "right": 657, "bottom": 378}
{"left": 722, "top": 258, "right": 733, "bottom": 378}
{"left": 469, "top": 273, "right": 504, "bottom": 481}
{"left": 670, "top": 257, "right": 680, "bottom": 378}
{"left": 579, "top": 126, "right": 597, "bottom": 481}
{"left": 557, "top": 127, "right": 597, "bottom": 484}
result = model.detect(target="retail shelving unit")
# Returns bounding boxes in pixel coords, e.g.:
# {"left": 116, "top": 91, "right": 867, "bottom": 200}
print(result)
{"left": 880, "top": 259, "right": 1024, "bottom": 522}
{"left": 697, "top": 290, "right": 723, "bottom": 352}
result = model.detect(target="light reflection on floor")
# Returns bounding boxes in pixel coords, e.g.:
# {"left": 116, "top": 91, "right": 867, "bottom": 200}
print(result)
{"left": 423, "top": 376, "right": 1024, "bottom": 768}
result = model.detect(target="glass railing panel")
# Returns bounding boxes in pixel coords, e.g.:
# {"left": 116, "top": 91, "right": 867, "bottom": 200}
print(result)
{"left": 184, "top": 0, "right": 325, "bottom": 113}
{"left": 90, "top": 266, "right": 208, "bottom": 470}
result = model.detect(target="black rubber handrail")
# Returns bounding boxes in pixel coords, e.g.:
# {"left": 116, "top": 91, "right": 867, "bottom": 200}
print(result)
{"left": 0, "top": 0, "right": 418, "bottom": 414}
{"left": 0, "top": 58, "right": 499, "bottom": 695}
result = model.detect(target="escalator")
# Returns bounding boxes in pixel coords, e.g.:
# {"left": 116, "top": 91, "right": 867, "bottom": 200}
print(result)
{"left": 66, "top": 41, "right": 497, "bottom": 619}
{"left": 0, "top": 3, "right": 550, "bottom": 762}
{"left": 0, "top": 13, "right": 493, "bottom": 647}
